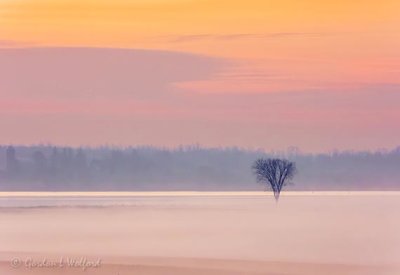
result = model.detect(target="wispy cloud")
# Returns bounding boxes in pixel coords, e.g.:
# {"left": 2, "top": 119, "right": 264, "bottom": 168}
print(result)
{"left": 0, "top": 47, "right": 224, "bottom": 100}
{"left": 165, "top": 32, "right": 329, "bottom": 43}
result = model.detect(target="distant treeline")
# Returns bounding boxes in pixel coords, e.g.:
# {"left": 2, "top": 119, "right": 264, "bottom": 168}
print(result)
{"left": 0, "top": 145, "right": 399, "bottom": 191}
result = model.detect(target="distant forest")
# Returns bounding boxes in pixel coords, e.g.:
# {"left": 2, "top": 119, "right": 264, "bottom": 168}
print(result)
{"left": 0, "top": 145, "right": 399, "bottom": 191}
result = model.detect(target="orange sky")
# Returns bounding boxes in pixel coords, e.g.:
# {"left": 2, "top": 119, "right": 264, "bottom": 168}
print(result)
{"left": 0, "top": 0, "right": 399, "bottom": 151}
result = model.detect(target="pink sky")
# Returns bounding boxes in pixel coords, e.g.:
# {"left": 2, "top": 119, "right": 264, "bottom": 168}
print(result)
{"left": 1, "top": 0, "right": 399, "bottom": 152}
{"left": 0, "top": 47, "right": 399, "bottom": 152}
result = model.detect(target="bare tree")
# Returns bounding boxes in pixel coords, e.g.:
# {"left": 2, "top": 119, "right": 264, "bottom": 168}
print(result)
{"left": 252, "top": 158, "right": 296, "bottom": 201}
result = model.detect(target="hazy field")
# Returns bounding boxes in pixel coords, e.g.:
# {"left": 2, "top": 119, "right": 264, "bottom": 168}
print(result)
{"left": 0, "top": 192, "right": 399, "bottom": 275}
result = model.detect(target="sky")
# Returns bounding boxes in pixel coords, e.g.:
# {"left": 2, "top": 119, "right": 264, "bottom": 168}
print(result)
{"left": 0, "top": 0, "right": 399, "bottom": 152}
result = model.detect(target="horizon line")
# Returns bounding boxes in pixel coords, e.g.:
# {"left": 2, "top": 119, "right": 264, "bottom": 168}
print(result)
{"left": 1, "top": 143, "right": 399, "bottom": 155}
{"left": 1, "top": 191, "right": 400, "bottom": 197}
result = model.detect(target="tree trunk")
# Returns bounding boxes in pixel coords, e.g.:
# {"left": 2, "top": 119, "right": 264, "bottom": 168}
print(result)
{"left": 274, "top": 191, "right": 280, "bottom": 202}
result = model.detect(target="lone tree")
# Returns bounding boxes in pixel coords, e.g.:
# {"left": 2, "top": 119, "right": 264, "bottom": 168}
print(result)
{"left": 252, "top": 158, "right": 296, "bottom": 201}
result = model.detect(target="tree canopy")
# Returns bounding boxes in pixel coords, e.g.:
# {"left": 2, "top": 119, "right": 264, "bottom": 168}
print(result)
{"left": 252, "top": 158, "right": 296, "bottom": 201}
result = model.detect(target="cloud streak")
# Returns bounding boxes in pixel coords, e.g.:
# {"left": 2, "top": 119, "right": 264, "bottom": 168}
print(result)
{"left": 164, "top": 32, "right": 332, "bottom": 43}
{"left": 0, "top": 47, "right": 224, "bottom": 100}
